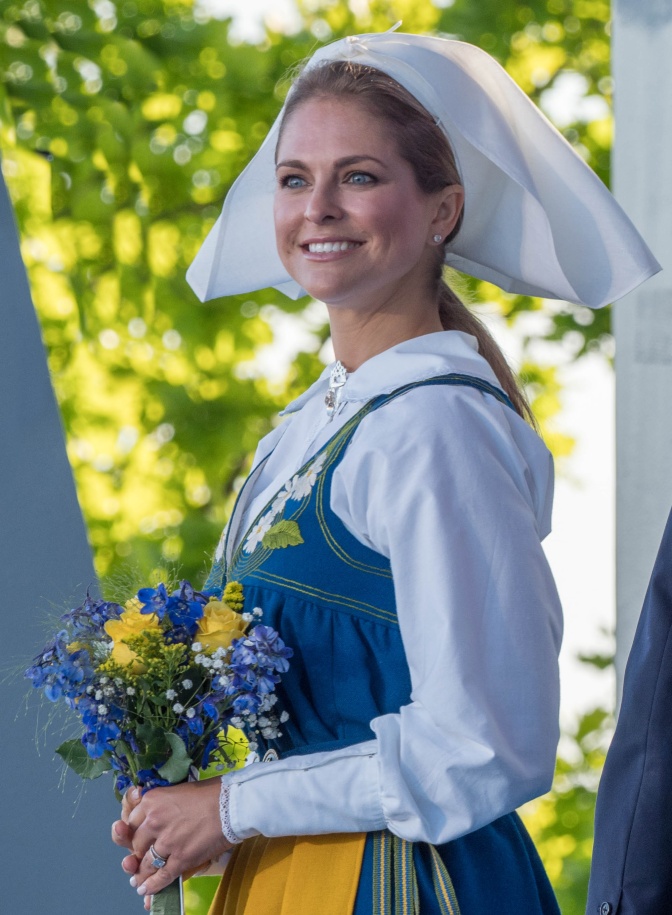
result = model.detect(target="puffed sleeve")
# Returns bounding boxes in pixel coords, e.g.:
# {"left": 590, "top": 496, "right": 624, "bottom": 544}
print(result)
{"left": 221, "top": 385, "right": 562, "bottom": 845}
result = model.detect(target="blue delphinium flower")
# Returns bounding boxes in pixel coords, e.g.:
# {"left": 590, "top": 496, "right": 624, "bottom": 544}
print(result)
{"left": 137, "top": 769, "right": 171, "bottom": 791}
{"left": 138, "top": 580, "right": 208, "bottom": 637}
{"left": 137, "top": 582, "right": 169, "bottom": 618}
{"left": 247, "top": 625, "right": 293, "bottom": 672}
{"left": 255, "top": 669, "right": 281, "bottom": 695}
{"left": 25, "top": 631, "right": 95, "bottom": 703}
{"left": 202, "top": 700, "right": 218, "bottom": 721}
{"left": 232, "top": 692, "right": 261, "bottom": 716}
{"left": 60, "top": 592, "right": 123, "bottom": 636}
{"left": 227, "top": 630, "right": 292, "bottom": 697}
{"left": 186, "top": 712, "right": 204, "bottom": 736}
{"left": 79, "top": 695, "right": 123, "bottom": 758}
{"left": 201, "top": 734, "right": 219, "bottom": 769}
{"left": 115, "top": 773, "right": 132, "bottom": 794}
{"left": 228, "top": 658, "right": 258, "bottom": 692}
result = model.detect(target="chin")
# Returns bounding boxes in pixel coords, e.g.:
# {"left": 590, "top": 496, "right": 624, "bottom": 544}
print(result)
{"left": 296, "top": 278, "right": 359, "bottom": 306}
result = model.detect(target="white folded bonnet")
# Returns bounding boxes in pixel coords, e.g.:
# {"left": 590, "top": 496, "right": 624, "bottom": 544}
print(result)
{"left": 187, "top": 31, "right": 660, "bottom": 307}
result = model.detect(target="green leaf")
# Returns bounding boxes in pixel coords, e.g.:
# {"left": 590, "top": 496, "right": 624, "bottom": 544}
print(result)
{"left": 262, "top": 520, "right": 304, "bottom": 550}
{"left": 56, "top": 739, "right": 112, "bottom": 780}
{"left": 157, "top": 732, "right": 192, "bottom": 784}
{"left": 137, "top": 724, "right": 170, "bottom": 770}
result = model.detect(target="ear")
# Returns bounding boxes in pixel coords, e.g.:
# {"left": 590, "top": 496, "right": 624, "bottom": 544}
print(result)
{"left": 428, "top": 185, "right": 464, "bottom": 244}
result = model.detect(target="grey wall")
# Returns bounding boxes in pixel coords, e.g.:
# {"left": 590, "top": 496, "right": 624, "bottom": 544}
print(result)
{"left": 0, "top": 168, "right": 131, "bottom": 912}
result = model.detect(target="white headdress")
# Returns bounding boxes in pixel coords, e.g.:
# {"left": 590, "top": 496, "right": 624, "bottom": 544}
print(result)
{"left": 187, "top": 30, "right": 660, "bottom": 308}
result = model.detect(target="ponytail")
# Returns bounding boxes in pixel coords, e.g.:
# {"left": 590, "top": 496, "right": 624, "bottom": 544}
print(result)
{"left": 437, "top": 282, "right": 535, "bottom": 426}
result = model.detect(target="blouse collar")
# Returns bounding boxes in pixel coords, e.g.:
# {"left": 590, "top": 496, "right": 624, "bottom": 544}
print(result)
{"left": 280, "top": 331, "right": 502, "bottom": 416}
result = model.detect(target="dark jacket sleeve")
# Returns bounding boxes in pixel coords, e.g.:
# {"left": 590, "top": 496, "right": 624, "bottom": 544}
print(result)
{"left": 586, "top": 509, "right": 672, "bottom": 915}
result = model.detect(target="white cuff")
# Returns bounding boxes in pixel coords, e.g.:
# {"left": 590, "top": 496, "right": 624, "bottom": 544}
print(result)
{"left": 219, "top": 779, "right": 244, "bottom": 845}
{"left": 224, "top": 745, "right": 385, "bottom": 839}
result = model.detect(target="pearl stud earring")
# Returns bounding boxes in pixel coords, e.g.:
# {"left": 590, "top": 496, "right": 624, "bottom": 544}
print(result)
{"left": 433, "top": 234, "right": 443, "bottom": 243}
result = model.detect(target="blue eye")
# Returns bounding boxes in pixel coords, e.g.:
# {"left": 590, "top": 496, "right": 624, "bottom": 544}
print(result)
{"left": 347, "top": 172, "right": 375, "bottom": 185}
{"left": 280, "top": 175, "right": 306, "bottom": 189}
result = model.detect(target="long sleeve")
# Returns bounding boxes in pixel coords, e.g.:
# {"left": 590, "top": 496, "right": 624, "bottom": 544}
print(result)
{"left": 222, "top": 382, "right": 562, "bottom": 845}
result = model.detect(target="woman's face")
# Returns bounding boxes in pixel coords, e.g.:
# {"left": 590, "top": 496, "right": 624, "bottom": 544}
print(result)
{"left": 274, "top": 96, "right": 461, "bottom": 314}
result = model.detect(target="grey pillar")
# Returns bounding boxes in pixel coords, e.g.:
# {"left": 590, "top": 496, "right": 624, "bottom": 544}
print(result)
{"left": 613, "top": 1, "right": 672, "bottom": 692}
{"left": 0, "top": 168, "right": 130, "bottom": 912}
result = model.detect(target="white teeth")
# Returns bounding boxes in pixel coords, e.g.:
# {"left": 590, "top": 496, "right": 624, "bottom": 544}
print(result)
{"left": 307, "top": 241, "right": 359, "bottom": 253}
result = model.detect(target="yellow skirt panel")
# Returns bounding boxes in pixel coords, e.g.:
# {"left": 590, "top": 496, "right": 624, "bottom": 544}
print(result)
{"left": 208, "top": 833, "right": 367, "bottom": 915}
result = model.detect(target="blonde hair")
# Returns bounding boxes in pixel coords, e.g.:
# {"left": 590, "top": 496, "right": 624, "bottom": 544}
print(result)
{"left": 279, "top": 60, "right": 534, "bottom": 424}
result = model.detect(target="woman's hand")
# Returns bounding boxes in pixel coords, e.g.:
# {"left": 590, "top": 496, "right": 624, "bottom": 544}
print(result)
{"left": 112, "top": 778, "right": 233, "bottom": 906}
{"left": 111, "top": 786, "right": 142, "bottom": 871}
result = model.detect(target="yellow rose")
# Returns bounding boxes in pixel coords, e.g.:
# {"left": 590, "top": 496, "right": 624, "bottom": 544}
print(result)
{"left": 104, "top": 601, "right": 160, "bottom": 671}
{"left": 196, "top": 599, "right": 248, "bottom": 653}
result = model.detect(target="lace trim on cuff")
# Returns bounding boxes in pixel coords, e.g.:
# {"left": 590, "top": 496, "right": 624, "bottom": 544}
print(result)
{"left": 219, "top": 780, "right": 243, "bottom": 845}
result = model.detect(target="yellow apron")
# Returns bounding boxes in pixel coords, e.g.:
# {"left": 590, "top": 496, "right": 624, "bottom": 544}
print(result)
{"left": 208, "top": 833, "right": 367, "bottom": 915}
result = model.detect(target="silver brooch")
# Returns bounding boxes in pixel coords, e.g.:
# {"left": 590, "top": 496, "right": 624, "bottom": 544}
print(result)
{"left": 325, "top": 360, "right": 348, "bottom": 418}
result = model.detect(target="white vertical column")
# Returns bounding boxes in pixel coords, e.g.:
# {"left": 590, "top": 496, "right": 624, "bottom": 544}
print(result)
{"left": 613, "top": 1, "right": 672, "bottom": 692}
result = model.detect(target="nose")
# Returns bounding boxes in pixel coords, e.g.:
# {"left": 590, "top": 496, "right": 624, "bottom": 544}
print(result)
{"left": 304, "top": 180, "right": 343, "bottom": 224}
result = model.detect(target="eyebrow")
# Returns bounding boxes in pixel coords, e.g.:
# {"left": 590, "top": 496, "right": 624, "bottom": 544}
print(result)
{"left": 275, "top": 154, "right": 387, "bottom": 170}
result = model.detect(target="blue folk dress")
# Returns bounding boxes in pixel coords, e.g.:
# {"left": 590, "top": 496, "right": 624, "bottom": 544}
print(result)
{"left": 205, "top": 375, "right": 560, "bottom": 915}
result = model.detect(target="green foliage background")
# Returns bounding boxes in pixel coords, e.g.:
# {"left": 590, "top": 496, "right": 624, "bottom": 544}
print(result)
{"left": 0, "top": 1, "right": 615, "bottom": 912}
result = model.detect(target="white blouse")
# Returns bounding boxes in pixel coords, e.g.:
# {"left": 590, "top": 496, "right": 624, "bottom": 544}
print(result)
{"left": 219, "top": 330, "right": 562, "bottom": 846}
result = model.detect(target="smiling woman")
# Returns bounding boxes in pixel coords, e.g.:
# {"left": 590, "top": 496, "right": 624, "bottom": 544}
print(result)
{"left": 271, "top": 60, "right": 528, "bottom": 419}
{"left": 112, "top": 30, "right": 659, "bottom": 915}
{"left": 274, "top": 96, "right": 461, "bottom": 350}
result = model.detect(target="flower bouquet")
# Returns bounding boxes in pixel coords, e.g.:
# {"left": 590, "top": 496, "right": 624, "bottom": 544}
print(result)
{"left": 25, "top": 579, "right": 292, "bottom": 914}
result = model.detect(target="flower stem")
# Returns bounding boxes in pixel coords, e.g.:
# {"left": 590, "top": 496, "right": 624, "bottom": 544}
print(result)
{"left": 150, "top": 877, "right": 183, "bottom": 915}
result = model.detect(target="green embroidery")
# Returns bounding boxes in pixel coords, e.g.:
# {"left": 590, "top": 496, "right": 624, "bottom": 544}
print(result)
{"left": 262, "top": 520, "right": 304, "bottom": 550}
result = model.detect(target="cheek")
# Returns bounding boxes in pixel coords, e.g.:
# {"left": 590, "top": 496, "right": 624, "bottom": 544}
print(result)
{"left": 376, "top": 209, "right": 430, "bottom": 263}
{"left": 273, "top": 199, "right": 294, "bottom": 254}
{"left": 361, "top": 194, "right": 430, "bottom": 251}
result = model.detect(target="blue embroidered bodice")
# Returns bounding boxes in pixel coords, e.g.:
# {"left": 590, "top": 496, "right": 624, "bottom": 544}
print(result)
{"left": 205, "top": 375, "right": 512, "bottom": 758}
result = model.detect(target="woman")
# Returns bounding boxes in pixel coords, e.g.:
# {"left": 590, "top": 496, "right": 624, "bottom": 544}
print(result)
{"left": 112, "top": 30, "right": 659, "bottom": 914}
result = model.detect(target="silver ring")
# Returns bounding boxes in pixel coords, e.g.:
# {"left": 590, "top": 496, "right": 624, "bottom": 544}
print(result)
{"left": 149, "top": 844, "right": 168, "bottom": 869}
